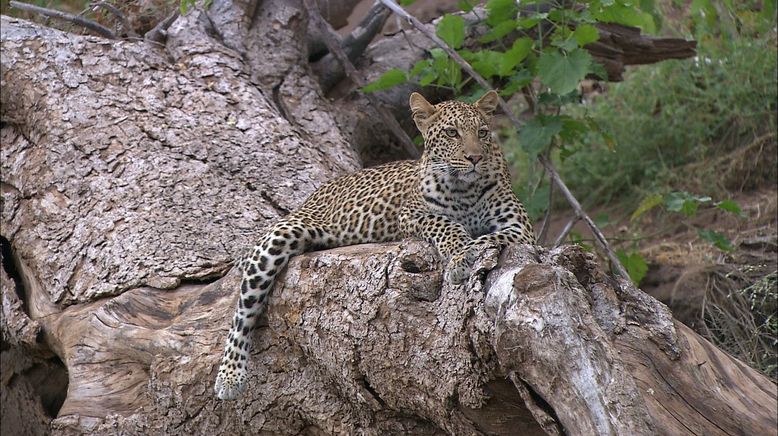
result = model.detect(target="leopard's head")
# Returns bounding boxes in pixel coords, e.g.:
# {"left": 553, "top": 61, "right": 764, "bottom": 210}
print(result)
{"left": 410, "top": 91, "right": 501, "bottom": 183}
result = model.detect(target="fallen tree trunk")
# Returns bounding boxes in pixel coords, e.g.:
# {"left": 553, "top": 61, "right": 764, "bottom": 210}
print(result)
{"left": 4, "top": 237, "right": 776, "bottom": 434}
{"left": 1, "top": 4, "right": 775, "bottom": 436}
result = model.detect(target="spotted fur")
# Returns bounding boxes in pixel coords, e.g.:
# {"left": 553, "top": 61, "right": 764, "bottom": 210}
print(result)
{"left": 214, "top": 91, "right": 535, "bottom": 400}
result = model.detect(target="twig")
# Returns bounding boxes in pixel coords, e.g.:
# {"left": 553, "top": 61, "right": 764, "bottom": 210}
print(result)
{"left": 554, "top": 214, "right": 580, "bottom": 247}
{"left": 377, "top": 0, "right": 631, "bottom": 281}
{"left": 542, "top": 154, "right": 630, "bottom": 279}
{"left": 144, "top": 10, "right": 179, "bottom": 44}
{"left": 305, "top": 0, "right": 420, "bottom": 159}
{"left": 537, "top": 182, "right": 554, "bottom": 245}
{"left": 9, "top": 1, "right": 116, "bottom": 39}
{"left": 91, "top": 1, "right": 138, "bottom": 37}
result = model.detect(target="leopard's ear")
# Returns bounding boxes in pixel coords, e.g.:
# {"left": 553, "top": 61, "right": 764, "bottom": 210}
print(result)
{"left": 474, "top": 90, "right": 499, "bottom": 117}
{"left": 409, "top": 93, "right": 436, "bottom": 132}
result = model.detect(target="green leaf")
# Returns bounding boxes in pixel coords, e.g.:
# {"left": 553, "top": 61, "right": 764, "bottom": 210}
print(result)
{"left": 486, "top": 0, "right": 518, "bottom": 26}
{"left": 595, "top": 3, "right": 655, "bottom": 32}
{"left": 428, "top": 48, "right": 461, "bottom": 88}
{"left": 471, "top": 50, "right": 503, "bottom": 79}
{"left": 632, "top": 194, "right": 663, "bottom": 221}
{"left": 480, "top": 19, "right": 517, "bottom": 43}
{"left": 498, "top": 37, "right": 533, "bottom": 77}
{"left": 500, "top": 70, "right": 533, "bottom": 96}
{"left": 663, "top": 191, "right": 711, "bottom": 217}
{"left": 361, "top": 69, "right": 407, "bottom": 93}
{"left": 458, "top": 0, "right": 475, "bottom": 12}
{"left": 419, "top": 71, "right": 438, "bottom": 86}
{"left": 517, "top": 15, "right": 544, "bottom": 29}
{"left": 573, "top": 24, "right": 599, "bottom": 46}
{"left": 716, "top": 199, "right": 745, "bottom": 217}
{"left": 537, "top": 48, "right": 592, "bottom": 95}
{"left": 409, "top": 60, "right": 430, "bottom": 78}
{"left": 558, "top": 116, "right": 587, "bottom": 143}
{"left": 568, "top": 230, "right": 593, "bottom": 252}
{"left": 698, "top": 229, "right": 735, "bottom": 252}
{"left": 436, "top": 15, "right": 466, "bottom": 49}
{"left": 616, "top": 250, "right": 648, "bottom": 285}
{"left": 518, "top": 115, "right": 563, "bottom": 157}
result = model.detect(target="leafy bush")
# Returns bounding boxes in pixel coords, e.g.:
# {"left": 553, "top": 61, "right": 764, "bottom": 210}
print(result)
{"left": 557, "top": 1, "right": 777, "bottom": 207}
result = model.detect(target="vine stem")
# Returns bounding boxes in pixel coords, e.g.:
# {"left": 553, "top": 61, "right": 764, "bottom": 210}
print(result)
{"left": 376, "top": 0, "right": 631, "bottom": 281}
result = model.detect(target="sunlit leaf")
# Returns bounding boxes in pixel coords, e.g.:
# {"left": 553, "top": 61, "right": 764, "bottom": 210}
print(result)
{"left": 573, "top": 24, "right": 599, "bottom": 46}
{"left": 458, "top": 0, "right": 475, "bottom": 12}
{"left": 480, "top": 19, "right": 517, "bottom": 43}
{"left": 537, "top": 48, "right": 592, "bottom": 95}
{"left": 498, "top": 37, "right": 533, "bottom": 77}
{"left": 486, "top": 0, "right": 518, "bottom": 26}
{"left": 471, "top": 50, "right": 503, "bottom": 79}
{"left": 436, "top": 14, "right": 466, "bottom": 49}
{"left": 361, "top": 69, "right": 407, "bottom": 93}
{"left": 595, "top": 3, "right": 655, "bottom": 32}
{"left": 631, "top": 194, "right": 663, "bottom": 221}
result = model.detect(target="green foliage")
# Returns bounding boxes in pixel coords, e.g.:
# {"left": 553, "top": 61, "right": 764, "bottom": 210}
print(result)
{"left": 361, "top": 69, "right": 408, "bottom": 93}
{"left": 560, "top": 2, "right": 777, "bottom": 207}
{"left": 663, "top": 191, "right": 711, "bottom": 217}
{"left": 632, "top": 191, "right": 744, "bottom": 252}
{"left": 361, "top": 0, "right": 659, "bottom": 135}
{"left": 716, "top": 199, "right": 744, "bottom": 217}
{"left": 436, "top": 15, "right": 466, "bottom": 49}
{"left": 697, "top": 229, "right": 735, "bottom": 252}
{"left": 536, "top": 48, "right": 593, "bottom": 95}
{"left": 616, "top": 249, "right": 649, "bottom": 285}
{"left": 518, "top": 115, "right": 563, "bottom": 158}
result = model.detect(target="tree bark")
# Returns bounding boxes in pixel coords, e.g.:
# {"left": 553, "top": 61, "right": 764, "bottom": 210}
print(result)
{"left": 1, "top": 5, "right": 774, "bottom": 436}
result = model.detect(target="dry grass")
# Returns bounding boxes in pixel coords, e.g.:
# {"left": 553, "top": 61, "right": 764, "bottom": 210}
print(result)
{"left": 701, "top": 269, "right": 777, "bottom": 381}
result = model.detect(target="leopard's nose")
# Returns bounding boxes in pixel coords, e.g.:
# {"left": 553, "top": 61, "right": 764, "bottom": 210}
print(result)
{"left": 465, "top": 154, "right": 482, "bottom": 165}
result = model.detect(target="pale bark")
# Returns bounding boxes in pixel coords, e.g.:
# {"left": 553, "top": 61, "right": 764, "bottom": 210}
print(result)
{"left": 1, "top": 4, "right": 775, "bottom": 436}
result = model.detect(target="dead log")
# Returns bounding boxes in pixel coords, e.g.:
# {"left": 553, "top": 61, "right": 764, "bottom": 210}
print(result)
{"left": 1, "top": 5, "right": 774, "bottom": 436}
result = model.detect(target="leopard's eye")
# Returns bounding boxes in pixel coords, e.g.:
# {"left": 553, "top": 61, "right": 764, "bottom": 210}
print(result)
{"left": 478, "top": 128, "right": 489, "bottom": 139}
{"left": 444, "top": 128, "right": 459, "bottom": 138}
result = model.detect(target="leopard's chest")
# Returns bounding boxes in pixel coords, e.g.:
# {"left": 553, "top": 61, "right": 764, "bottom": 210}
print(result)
{"left": 420, "top": 173, "right": 498, "bottom": 236}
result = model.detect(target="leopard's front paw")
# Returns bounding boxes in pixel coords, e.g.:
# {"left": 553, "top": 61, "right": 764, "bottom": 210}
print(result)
{"left": 447, "top": 253, "right": 470, "bottom": 285}
{"left": 447, "top": 242, "right": 501, "bottom": 285}
{"left": 214, "top": 360, "right": 248, "bottom": 400}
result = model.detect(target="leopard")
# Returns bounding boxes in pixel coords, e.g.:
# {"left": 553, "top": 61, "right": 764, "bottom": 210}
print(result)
{"left": 214, "top": 91, "right": 535, "bottom": 400}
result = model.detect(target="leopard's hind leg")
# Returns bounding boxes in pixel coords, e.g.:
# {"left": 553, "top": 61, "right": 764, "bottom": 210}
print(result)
{"left": 214, "top": 217, "right": 335, "bottom": 400}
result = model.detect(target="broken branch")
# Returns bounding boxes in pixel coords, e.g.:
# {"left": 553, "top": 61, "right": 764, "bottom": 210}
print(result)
{"left": 9, "top": 0, "right": 116, "bottom": 39}
{"left": 306, "top": 0, "right": 420, "bottom": 159}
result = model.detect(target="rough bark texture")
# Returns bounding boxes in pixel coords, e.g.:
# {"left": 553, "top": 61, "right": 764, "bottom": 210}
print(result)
{"left": 1, "top": 4, "right": 774, "bottom": 436}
